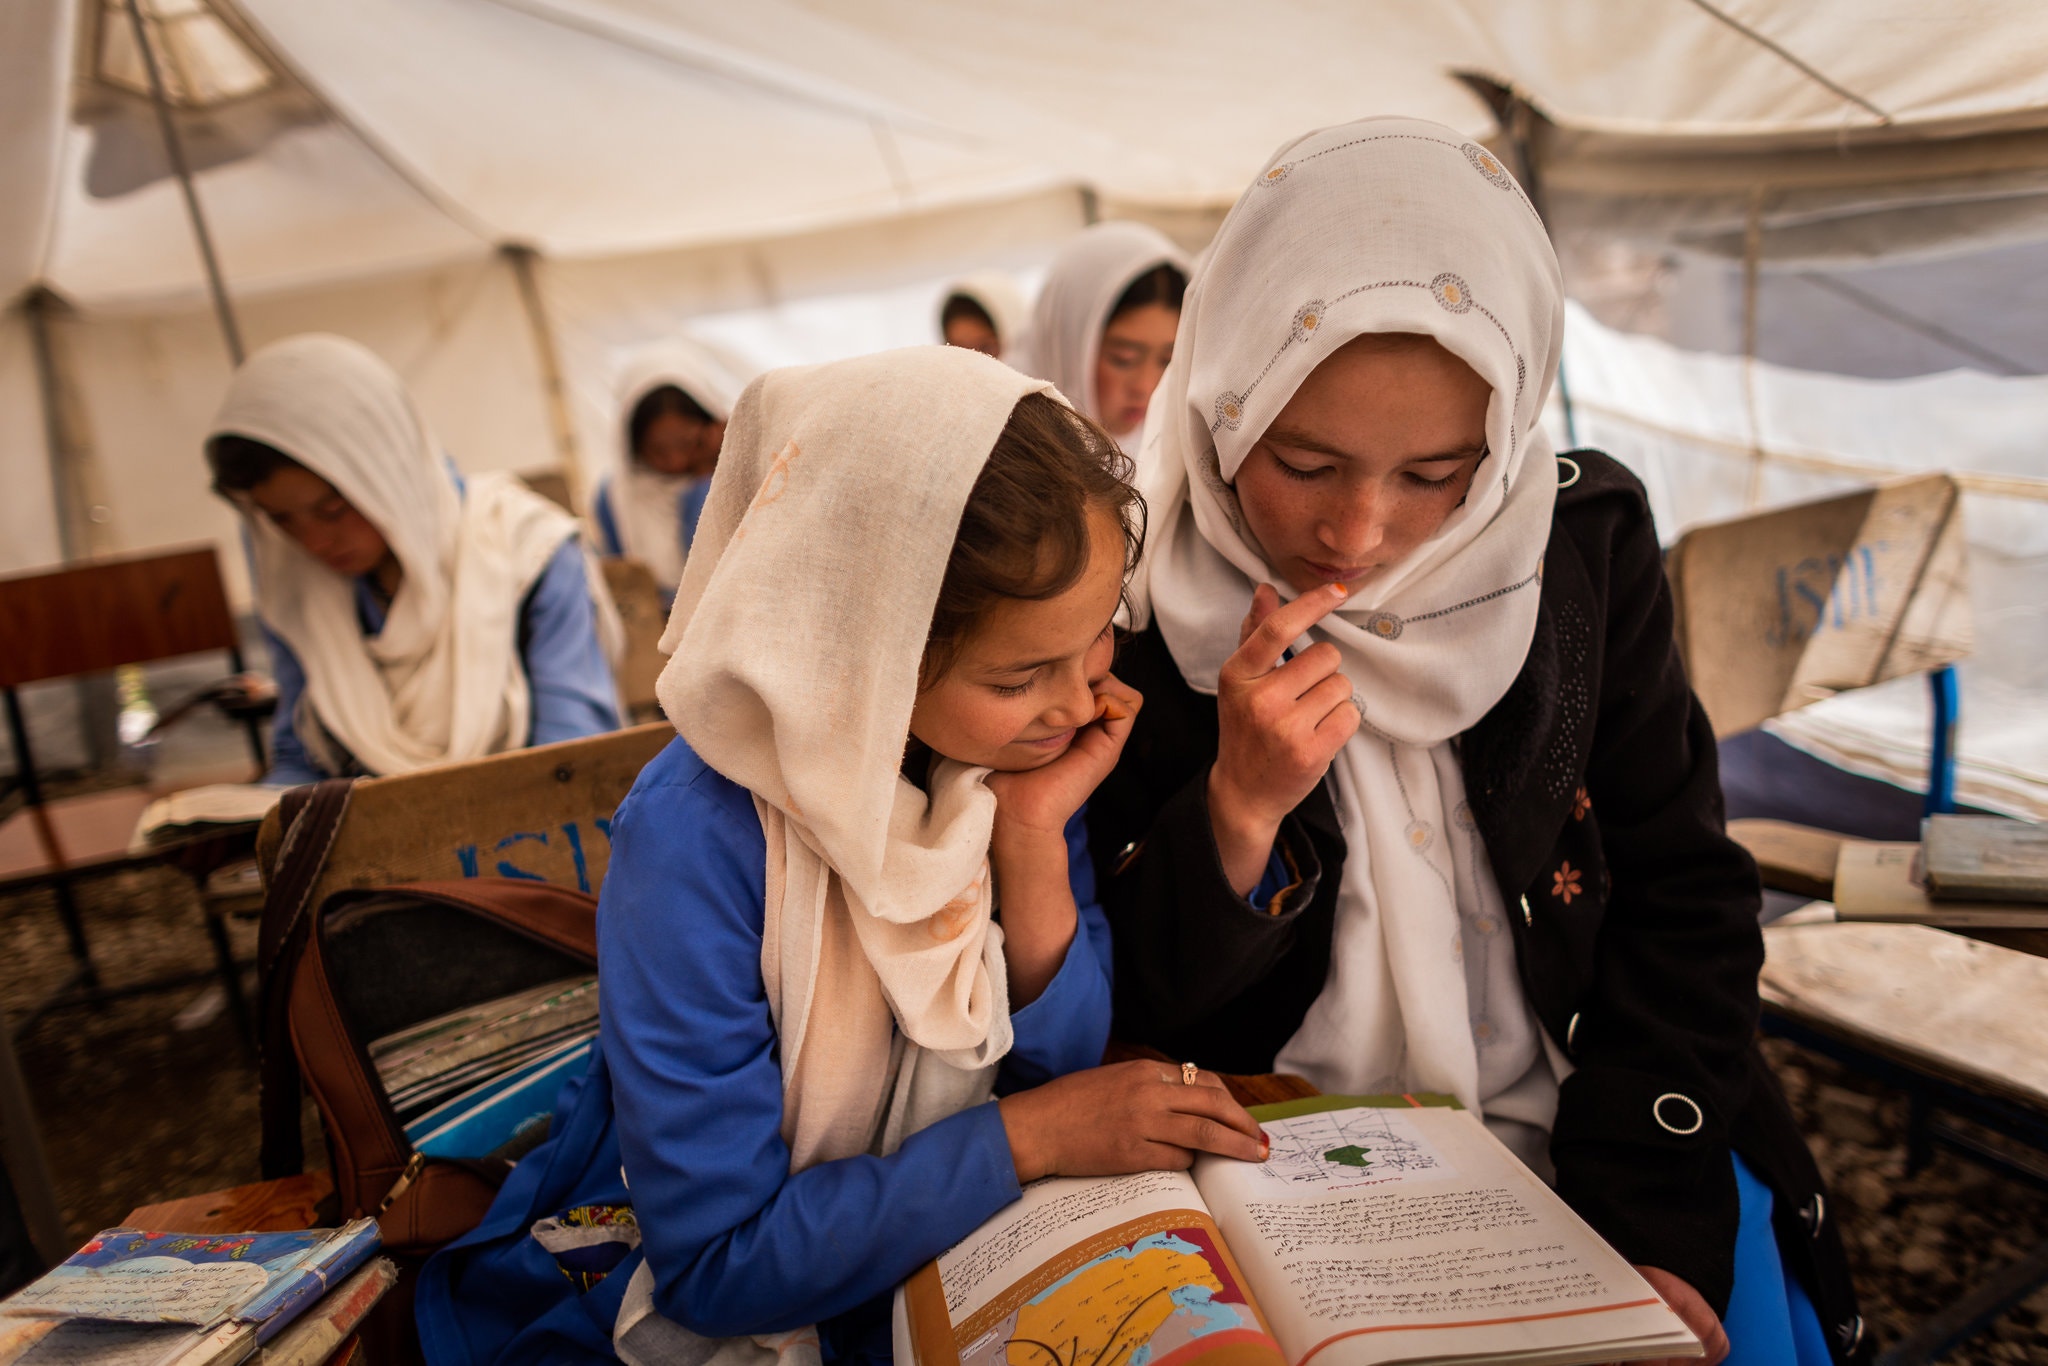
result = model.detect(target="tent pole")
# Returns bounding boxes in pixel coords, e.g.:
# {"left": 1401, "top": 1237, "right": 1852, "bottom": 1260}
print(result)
{"left": 1505, "top": 97, "right": 1580, "bottom": 451}
{"left": 121, "top": 0, "right": 244, "bottom": 366}
{"left": 23, "top": 291, "right": 93, "bottom": 564}
{"left": 504, "top": 245, "right": 585, "bottom": 512}
{"left": 1740, "top": 186, "right": 1767, "bottom": 509}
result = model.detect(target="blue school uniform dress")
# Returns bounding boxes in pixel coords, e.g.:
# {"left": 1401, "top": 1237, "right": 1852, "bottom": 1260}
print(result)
{"left": 263, "top": 538, "right": 619, "bottom": 786}
{"left": 416, "top": 737, "right": 1114, "bottom": 1366}
{"left": 592, "top": 476, "right": 711, "bottom": 607}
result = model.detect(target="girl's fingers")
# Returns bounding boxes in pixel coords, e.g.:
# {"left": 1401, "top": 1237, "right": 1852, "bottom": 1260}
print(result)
{"left": 1314, "top": 696, "right": 1363, "bottom": 743}
{"left": 1267, "top": 640, "right": 1347, "bottom": 696}
{"left": 1237, "top": 582, "right": 1282, "bottom": 650}
{"left": 1157, "top": 1109, "right": 1268, "bottom": 1162}
{"left": 1162, "top": 1076, "right": 1267, "bottom": 1143}
{"left": 1224, "top": 582, "right": 1348, "bottom": 682}
{"left": 1300, "top": 671, "right": 1356, "bottom": 721}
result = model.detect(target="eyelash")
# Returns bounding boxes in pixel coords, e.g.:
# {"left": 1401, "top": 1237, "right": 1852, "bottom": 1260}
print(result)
{"left": 1271, "top": 459, "right": 1463, "bottom": 490}
{"left": 989, "top": 625, "right": 1112, "bottom": 697}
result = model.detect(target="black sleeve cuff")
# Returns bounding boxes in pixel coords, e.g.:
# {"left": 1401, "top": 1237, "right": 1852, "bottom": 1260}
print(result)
{"left": 1549, "top": 1064, "right": 1741, "bottom": 1318}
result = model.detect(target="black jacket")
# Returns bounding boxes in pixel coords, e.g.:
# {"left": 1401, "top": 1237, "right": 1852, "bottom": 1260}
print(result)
{"left": 1088, "top": 450, "right": 1868, "bottom": 1362}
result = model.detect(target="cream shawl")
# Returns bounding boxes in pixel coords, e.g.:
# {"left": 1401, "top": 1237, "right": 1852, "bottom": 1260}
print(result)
{"left": 1128, "top": 118, "right": 1567, "bottom": 1127}
{"left": 611, "top": 338, "right": 747, "bottom": 591}
{"left": 938, "top": 270, "right": 1031, "bottom": 364}
{"left": 213, "top": 334, "right": 583, "bottom": 778}
{"left": 1024, "top": 221, "right": 1189, "bottom": 439}
{"left": 655, "top": 345, "right": 1054, "bottom": 1170}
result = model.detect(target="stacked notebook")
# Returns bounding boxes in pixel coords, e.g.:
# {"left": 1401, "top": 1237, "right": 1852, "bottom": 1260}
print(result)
{"left": 370, "top": 975, "right": 600, "bottom": 1159}
{"left": 1834, "top": 815, "right": 2048, "bottom": 928}
{"left": 0, "top": 1222, "right": 391, "bottom": 1366}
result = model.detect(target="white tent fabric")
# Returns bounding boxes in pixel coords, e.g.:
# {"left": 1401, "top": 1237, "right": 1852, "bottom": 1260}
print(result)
{"left": 1564, "top": 301, "right": 2048, "bottom": 818}
{"left": 9, "top": 0, "right": 2048, "bottom": 809}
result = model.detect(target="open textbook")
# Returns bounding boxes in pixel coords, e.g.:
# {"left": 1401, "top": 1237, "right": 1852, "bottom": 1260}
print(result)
{"left": 897, "top": 1096, "right": 1700, "bottom": 1366}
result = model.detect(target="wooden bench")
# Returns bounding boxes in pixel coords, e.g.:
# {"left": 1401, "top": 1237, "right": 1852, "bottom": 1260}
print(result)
{"left": 1762, "top": 917, "right": 2048, "bottom": 1362}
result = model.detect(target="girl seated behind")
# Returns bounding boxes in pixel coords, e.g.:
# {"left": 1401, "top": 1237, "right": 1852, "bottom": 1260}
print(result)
{"left": 1092, "top": 119, "right": 1858, "bottom": 1366}
{"left": 206, "top": 334, "right": 619, "bottom": 786}
{"left": 593, "top": 339, "right": 748, "bottom": 603}
{"left": 1026, "top": 222, "right": 1188, "bottom": 449}
{"left": 418, "top": 346, "right": 1266, "bottom": 1366}
{"left": 937, "top": 271, "right": 1028, "bottom": 363}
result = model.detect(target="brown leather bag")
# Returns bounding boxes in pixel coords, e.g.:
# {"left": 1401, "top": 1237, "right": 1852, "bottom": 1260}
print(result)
{"left": 256, "top": 781, "right": 600, "bottom": 1357}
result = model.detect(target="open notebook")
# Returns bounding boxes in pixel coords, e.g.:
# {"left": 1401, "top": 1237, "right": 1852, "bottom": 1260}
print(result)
{"left": 897, "top": 1096, "right": 1699, "bottom": 1366}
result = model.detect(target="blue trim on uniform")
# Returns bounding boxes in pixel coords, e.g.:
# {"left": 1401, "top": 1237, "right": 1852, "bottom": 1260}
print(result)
{"left": 1726, "top": 1153, "right": 1833, "bottom": 1366}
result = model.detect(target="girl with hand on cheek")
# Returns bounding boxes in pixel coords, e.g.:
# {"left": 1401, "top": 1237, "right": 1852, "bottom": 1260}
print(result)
{"left": 419, "top": 347, "right": 1264, "bottom": 1366}
{"left": 1090, "top": 119, "right": 1859, "bottom": 1366}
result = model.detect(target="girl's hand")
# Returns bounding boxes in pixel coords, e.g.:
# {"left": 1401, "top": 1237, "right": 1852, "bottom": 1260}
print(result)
{"left": 1631, "top": 1267, "right": 1729, "bottom": 1366}
{"left": 985, "top": 674, "right": 1144, "bottom": 843}
{"left": 1208, "top": 582, "right": 1358, "bottom": 893}
{"left": 998, "top": 1060, "right": 1269, "bottom": 1184}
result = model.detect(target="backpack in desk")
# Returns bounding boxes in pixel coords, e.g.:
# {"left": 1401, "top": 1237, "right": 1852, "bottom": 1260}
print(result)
{"left": 256, "top": 779, "right": 601, "bottom": 1253}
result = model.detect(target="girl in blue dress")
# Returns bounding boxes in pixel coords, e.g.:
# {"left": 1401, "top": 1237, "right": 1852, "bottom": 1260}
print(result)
{"left": 418, "top": 346, "right": 1267, "bottom": 1366}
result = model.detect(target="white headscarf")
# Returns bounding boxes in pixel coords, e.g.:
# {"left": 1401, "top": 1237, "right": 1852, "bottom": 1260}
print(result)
{"left": 937, "top": 270, "right": 1031, "bottom": 364}
{"left": 1128, "top": 118, "right": 1566, "bottom": 1130}
{"left": 213, "top": 334, "right": 586, "bottom": 778}
{"left": 656, "top": 346, "right": 1054, "bottom": 1173}
{"left": 611, "top": 338, "right": 747, "bottom": 590}
{"left": 1024, "top": 221, "right": 1189, "bottom": 437}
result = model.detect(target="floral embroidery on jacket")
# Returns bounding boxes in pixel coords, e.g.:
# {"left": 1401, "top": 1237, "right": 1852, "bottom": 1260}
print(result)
{"left": 1552, "top": 861, "right": 1583, "bottom": 904}
{"left": 1573, "top": 786, "right": 1591, "bottom": 821}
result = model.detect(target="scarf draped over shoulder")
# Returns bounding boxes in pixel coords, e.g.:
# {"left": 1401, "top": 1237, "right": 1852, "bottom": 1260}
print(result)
{"left": 212, "top": 333, "right": 585, "bottom": 778}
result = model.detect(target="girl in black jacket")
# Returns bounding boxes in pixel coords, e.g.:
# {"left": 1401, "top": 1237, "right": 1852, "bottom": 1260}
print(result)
{"left": 1091, "top": 116, "right": 1864, "bottom": 1365}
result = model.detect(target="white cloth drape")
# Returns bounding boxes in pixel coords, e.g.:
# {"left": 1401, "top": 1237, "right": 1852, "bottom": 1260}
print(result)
{"left": 212, "top": 333, "right": 580, "bottom": 777}
{"left": 938, "top": 270, "right": 1032, "bottom": 364}
{"left": 1127, "top": 118, "right": 1567, "bottom": 1131}
{"left": 656, "top": 345, "right": 1055, "bottom": 1171}
{"left": 610, "top": 338, "right": 747, "bottom": 591}
{"left": 1023, "top": 221, "right": 1188, "bottom": 435}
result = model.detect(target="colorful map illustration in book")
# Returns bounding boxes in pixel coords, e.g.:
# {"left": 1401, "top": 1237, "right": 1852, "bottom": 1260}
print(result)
{"left": 955, "top": 1227, "right": 1263, "bottom": 1366}
{"left": 1253, "top": 1107, "right": 1455, "bottom": 1196}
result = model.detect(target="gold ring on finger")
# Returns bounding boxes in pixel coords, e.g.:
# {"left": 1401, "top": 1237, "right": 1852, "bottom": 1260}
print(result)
{"left": 1181, "top": 1061, "right": 1200, "bottom": 1086}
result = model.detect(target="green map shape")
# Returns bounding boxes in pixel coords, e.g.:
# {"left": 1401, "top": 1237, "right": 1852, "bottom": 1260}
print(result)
{"left": 1322, "top": 1145, "right": 1373, "bottom": 1168}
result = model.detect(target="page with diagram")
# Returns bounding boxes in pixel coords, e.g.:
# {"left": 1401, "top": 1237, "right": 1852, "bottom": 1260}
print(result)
{"left": 1191, "top": 1097, "right": 1701, "bottom": 1366}
{"left": 898, "top": 1096, "right": 1699, "bottom": 1366}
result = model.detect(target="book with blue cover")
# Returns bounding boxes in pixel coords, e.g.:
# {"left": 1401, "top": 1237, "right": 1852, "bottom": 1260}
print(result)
{"left": 404, "top": 1035, "right": 593, "bottom": 1159}
{"left": 0, "top": 1220, "right": 379, "bottom": 1366}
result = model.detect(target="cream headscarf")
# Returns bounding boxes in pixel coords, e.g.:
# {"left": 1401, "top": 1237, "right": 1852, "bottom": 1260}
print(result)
{"left": 611, "top": 338, "right": 747, "bottom": 591}
{"left": 213, "top": 334, "right": 586, "bottom": 778}
{"left": 1128, "top": 118, "right": 1566, "bottom": 1129}
{"left": 656, "top": 345, "right": 1054, "bottom": 1171}
{"left": 1024, "top": 221, "right": 1189, "bottom": 438}
{"left": 937, "top": 270, "right": 1031, "bottom": 364}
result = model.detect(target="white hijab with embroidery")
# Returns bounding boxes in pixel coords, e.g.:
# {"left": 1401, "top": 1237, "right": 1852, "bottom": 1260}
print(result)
{"left": 1024, "top": 221, "right": 1188, "bottom": 438}
{"left": 1128, "top": 118, "right": 1567, "bottom": 1131}
{"left": 612, "top": 338, "right": 746, "bottom": 590}
{"left": 656, "top": 345, "right": 1055, "bottom": 1170}
{"left": 213, "top": 334, "right": 582, "bottom": 778}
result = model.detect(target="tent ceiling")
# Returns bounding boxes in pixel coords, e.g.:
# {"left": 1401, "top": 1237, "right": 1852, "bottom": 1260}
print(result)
{"left": 10, "top": 0, "right": 2048, "bottom": 311}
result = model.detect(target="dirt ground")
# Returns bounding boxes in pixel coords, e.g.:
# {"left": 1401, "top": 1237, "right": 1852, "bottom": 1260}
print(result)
{"left": 3, "top": 862, "right": 2046, "bottom": 1361}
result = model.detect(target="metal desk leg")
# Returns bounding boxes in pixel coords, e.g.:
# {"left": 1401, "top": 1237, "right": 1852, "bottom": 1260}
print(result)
{"left": 0, "top": 1022, "right": 66, "bottom": 1263}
